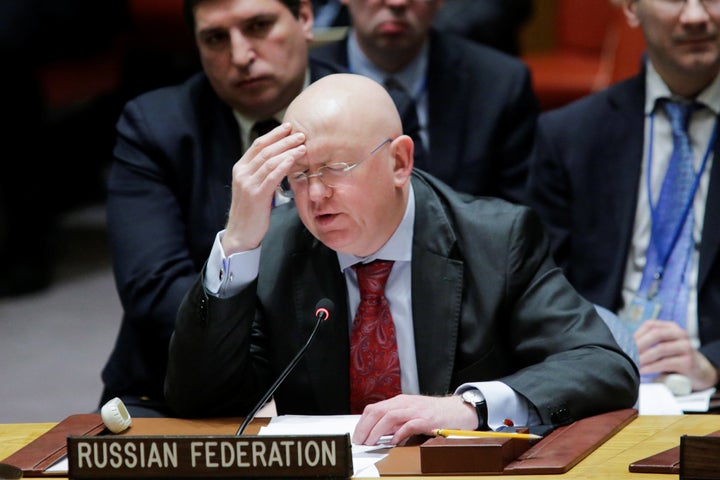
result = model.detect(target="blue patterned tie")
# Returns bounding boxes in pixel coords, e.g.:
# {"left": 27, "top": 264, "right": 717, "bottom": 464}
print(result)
{"left": 638, "top": 100, "right": 699, "bottom": 328}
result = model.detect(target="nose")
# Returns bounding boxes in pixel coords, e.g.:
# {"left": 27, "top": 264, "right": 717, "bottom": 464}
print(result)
{"left": 680, "top": 0, "right": 711, "bottom": 22}
{"left": 307, "top": 176, "right": 332, "bottom": 202}
{"left": 229, "top": 29, "right": 256, "bottom": 68}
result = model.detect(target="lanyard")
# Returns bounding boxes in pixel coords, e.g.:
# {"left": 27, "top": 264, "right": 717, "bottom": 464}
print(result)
{"left": 645, "top": 111, "right": 717, "bottom": 296}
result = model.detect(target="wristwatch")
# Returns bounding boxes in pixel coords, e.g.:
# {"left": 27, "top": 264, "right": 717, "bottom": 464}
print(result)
{"left": 461, "top": 389, "right": 490, "bottom": 431}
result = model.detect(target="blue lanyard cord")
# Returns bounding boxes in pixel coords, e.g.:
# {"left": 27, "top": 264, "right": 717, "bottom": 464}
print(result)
{"left": 645, "top": 111, "right": 717, "bottom": 281}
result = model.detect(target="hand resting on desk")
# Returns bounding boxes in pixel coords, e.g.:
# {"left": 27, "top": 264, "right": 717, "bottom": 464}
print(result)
{"left": 353, "top": 394, "right": 476, "bottom": 446}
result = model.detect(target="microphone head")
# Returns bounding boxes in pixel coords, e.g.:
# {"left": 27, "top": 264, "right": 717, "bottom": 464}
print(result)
{"left": 314, "top": 298, "right": 334, "bottom": 321}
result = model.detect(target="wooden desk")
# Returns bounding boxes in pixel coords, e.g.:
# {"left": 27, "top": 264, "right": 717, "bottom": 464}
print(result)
{"left": 1, "top": 415, "right": 719, "bottom": 479}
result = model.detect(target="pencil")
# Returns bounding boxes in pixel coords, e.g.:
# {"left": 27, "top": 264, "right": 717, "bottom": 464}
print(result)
{"left": 433, "top": 428, "right": 543, "bottom": 440}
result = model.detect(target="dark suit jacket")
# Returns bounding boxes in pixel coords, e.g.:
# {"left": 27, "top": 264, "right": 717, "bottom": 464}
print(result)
{"left": 165, "top": 170, "right": 639, "bottom": 425}
{"left": 101, "top": 56, "right": 422, "bottom": 406}
{"left": 432, "top": 0, "right": 533, "bottom": 55}
{"left": 311, "top": 29, "right": 539, "bottom": 203}
{"left": 527, "top": 73, "right": 720, "bottom": 369}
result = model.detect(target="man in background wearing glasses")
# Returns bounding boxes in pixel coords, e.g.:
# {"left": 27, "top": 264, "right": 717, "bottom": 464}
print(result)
{"left": 529, "top": 0, "right": 720, "bottom": 394}
{"left": 165, "top": 74, "right": 638, "bottom": 444}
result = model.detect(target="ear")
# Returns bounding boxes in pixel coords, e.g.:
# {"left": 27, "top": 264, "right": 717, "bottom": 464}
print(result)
{"left": 390, "top": 135, "right": 414, "bottom": 187}
{"left": 299, "top": 0, "right": 315, "bottom": 41}
{"left": 622, "top": 0, "right": 641, "bottom": 28}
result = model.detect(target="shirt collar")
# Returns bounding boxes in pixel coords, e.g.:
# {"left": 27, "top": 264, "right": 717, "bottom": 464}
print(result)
{"left": 338, "top": 184, "right": 415, "bottom": 272}
{"left": 645, "top": 60, "right": 720, "bottom": 116}
{"left": 346, "top": 31, "right": 428, "bottom": 99}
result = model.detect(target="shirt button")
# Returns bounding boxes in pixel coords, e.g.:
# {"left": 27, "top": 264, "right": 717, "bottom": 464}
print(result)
{"left": 219, "top": 269, "right": 224, "bottom": 281}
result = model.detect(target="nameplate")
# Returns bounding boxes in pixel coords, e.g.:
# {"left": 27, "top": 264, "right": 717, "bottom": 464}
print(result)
{"left": 67, "top": 434, "right": 352, "bottom": 479}
{"left": 679, "top": 435, "right": 720, "bottom": 480}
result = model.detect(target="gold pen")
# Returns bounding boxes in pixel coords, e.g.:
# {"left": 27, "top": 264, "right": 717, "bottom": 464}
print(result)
{"left": 433, "top": 428, "right": 543, "bottom": 440}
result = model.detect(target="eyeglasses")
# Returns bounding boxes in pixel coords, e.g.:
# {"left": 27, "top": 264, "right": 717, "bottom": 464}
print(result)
{"left": 650, "top": 0, "right": 720, "bottom": 14}
{"left": 280, "top": 138, "right": 392, "bottom": 198}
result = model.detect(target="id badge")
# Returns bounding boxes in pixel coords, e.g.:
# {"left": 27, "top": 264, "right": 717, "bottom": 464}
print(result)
{"left": 619, "top": 295, "right": 662, "bottom": 332}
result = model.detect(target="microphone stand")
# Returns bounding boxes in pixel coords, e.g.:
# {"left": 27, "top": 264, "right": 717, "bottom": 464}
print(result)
{"left": 236, "top": 309, "right": 328, "bottom": 436}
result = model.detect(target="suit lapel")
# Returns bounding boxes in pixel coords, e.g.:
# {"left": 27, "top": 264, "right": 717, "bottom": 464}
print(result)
{"left": 604, "top": 77, "right": 647, "bottom": 278}
{"left": 699, "top": 131, "right": 720, "bottom": 289}
{"left": 410, "top": 177, "right": 464, "bottom": 394}
{"left": 426, "top": 32, "right": 467, "bottom": 178}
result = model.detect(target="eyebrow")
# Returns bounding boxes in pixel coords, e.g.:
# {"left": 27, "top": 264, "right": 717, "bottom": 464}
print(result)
{"left": 197, "top": 13, "right": 277, "bottom": 36}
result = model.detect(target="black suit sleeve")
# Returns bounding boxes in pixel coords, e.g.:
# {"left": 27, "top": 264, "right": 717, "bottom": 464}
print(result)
{"left": 165, "top": 277, "right": 273, "bottom": 417}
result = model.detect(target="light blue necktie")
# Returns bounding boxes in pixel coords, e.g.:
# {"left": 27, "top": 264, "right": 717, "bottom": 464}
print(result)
{"left": 638, "top": 100, "right": 700, "bottom": 328}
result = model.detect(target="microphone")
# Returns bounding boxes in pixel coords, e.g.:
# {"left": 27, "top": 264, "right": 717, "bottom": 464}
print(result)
{"left": 236, "top": 298, "right": 334, "bottom": 435}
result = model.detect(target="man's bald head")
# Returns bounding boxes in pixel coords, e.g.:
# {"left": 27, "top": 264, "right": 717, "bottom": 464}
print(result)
{"left": 283, "top": 73, "right": 415, "bottom": 257}
{"left": 284, "top": 73, "right": 403, "bottom": 140}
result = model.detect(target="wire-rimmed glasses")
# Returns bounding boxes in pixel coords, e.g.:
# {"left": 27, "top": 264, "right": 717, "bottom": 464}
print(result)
{"left": 279, "top": 138, "right": 392, "bottom": 198}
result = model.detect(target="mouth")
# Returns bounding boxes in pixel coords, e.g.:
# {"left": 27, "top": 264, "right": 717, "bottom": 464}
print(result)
{"left": 377, "top": 20, "right": 411, "bottom": 36}
{"left": 235, "top": 75, "right": 271, "bottom": 89}
{"left": 313, "top": 211, "right": 342, "bottom": 229}
{"left": 676, "top": 35, "right": 716, "bottom": 48}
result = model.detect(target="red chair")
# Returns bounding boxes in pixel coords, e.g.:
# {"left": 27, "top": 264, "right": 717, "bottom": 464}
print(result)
{"left": 35, "top": 38, "right": 127, "bottom": 112}
{"left": 522, "top": 0, "right": 645, "bottom": 110}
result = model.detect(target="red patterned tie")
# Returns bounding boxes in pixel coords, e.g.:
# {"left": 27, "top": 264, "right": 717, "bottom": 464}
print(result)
{"left": 350, "top": 260, "right": 401, "bottom": 414}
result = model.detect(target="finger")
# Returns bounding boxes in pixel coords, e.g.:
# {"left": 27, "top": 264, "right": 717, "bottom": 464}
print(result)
{"left": 365, "top": 408, "right": 413, "bottom": 446}
{"left": 247, "top": 122, "right": 294, "bottom": 154}
{"left": 234, "top": 139, "right": 306, "bottom": 200}
{"left": 634, "top": 320, "right": 685, "bottom": 352}
{"left": 639, "top": 337, "right": 693, "bottom": 375}
{"left": 353, "top": 397, "right": 407, "bottom": 445}
{"left": 256, "top": 142, "right": 306, "bottom": 193}
{"left": 244, "top": 131, "right": 306, "bottom": 177}
{"left": 352, "top": 405, "right": 384, "bottom": 445}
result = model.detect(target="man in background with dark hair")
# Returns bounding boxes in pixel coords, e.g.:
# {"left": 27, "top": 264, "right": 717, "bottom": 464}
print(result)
{"left": 101, "top": 0, "right": 326, "bottom": 417}
{"left": 101, "top": 0, "right": 420, "bottom": 416}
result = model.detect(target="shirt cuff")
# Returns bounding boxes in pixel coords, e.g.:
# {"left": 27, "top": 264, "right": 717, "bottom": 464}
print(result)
{"left": 204, "top": 230, "right": 261, "bottom": 298}
{"left": 455, "top": 382, "right": 538, "bottom": 429}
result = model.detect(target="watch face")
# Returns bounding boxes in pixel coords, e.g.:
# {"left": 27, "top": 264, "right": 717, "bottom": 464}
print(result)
{"left": 462, "top": 389, "right": 484, "bottom": 405}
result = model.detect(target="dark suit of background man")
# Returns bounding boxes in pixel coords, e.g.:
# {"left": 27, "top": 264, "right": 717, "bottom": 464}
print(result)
{"left": 528, "top": 0, "right": 720, "bottom": 392}
{"left": 101, "top": 0, "right": 421, "bottom": 417}
{"left": 165, "top": 73, "right": 638, "bottom": 446}
{"left": 431, "top": 0, "right": 532, "bottom": 55}
{"left": 311, "top": 0, "right": 539, "bottom": 203}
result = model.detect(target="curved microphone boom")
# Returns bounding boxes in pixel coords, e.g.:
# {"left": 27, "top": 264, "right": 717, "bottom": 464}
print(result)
{"left": 236, "top": 298, "right": 334, "bottom": 435}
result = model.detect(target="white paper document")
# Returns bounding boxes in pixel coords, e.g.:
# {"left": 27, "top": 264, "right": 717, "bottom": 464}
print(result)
{"left": 258, "top": 414, "right": 390, "bottom": 478}
{"left": 676, "top": 387, "right": 717, "bottom": 412}
{"left": 639, "top": 384, "right": 716, "bottom": 415}
{"left": 639, "top": 383, "right": 684, "bottom": 415}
